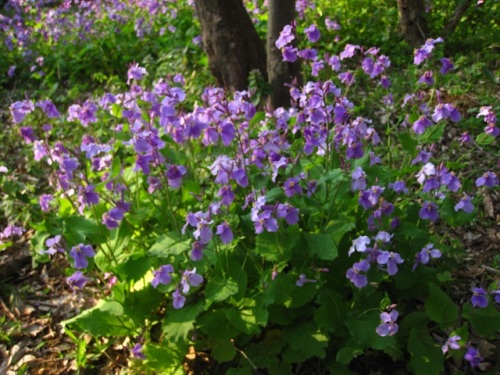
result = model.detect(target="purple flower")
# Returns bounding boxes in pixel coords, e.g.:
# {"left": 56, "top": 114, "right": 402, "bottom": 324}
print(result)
{"left": 296, "top": 274, "right": 317, "bottom": 287}
{"left": 491, "top": 287, "right": 500, "bottom": 304}
{"left": 419, "top": 201, "right": 439, "bottom": 222}
{"left": 340, "top": 44, "right": 360, "bottom": 60}
{"left": 477, "top": 106, "right": 496, "bottom": 124}
{"left": 476, "top": 171, "right": 498, "bottom": 187}
{"left": 413, "top": 37, "right": 443, "bottom": 65}
{"left": 454, "top": 194, "right": 474, "bottom": 213}
{"left": 304, "top": 24, "right": 320, "bottom": 42}
{"left": 254, "top": 211, "right": 278, "bottom": 234}
{"left": 36, "top": 100, "right": 60, "bottom": 118}
{"left": 282, "top": 46, "right": 298, "bottom": 62}
{"left": 127, "top": 63, "right": 147, "bottom": 84}
{"left": 131, "top": 343, "right": 146, "bottom": 359}
{"left": 78, "top": 185, "right": 99, "bottom": 213}
{"left": 66, "top": 271, "right": 89, "bottom": 290}
{"left": 216, "top": 222, "right": 234, "bottom": 244}
{"left": 10, "top": 100, "right": 35, "bottom": 123}
{"left": 166, "top": 165, "right": 187, "bottom": 188}
{"left": 217, "top": 185, "right": 235, "bottom": 206}
{"left": 413, "top": 244, "right": 442, "bottom": 270}
{"left": 346, "top": 259, "right": 370, "bottom": 288}
{"left": 172, "top": 288, "right": 186, "bottom": 309}
{"left": 412, "top": 115, "right": 432, "bottom": 135}
{"left": 442, "top": 335, "right": 461, "bottom": 354}
{"left": 275, "top": 25, "right": 295, "bottom": 48}
{"left": 376, "top": 310, "right": 399, "bottom": 336}
{"left": 151, "top": 264, "right": 174, "bottom": 288}
{"left": 283, "top": 177, "right": 302, "bottom": 197}
{"left": 459, "top": 132, "right": 471, "bottom": 144}
{"left": 180, "top": 268, "right": 203, "bottom": 294}
{"left": 348, "top": 236, "right": 371, "bottom": 257}
{"left": 20, "top": 126, "right": 37, "bottom": 143}
{"left": 70, "top": 244, "right": 95, "bottom": 269}
{"left": 471, "top": 287, "right": 488, "bottom": 308}
{"left": 276, "top": 203, "right": 299, "bottom": 225}
{"left": 231, "top": 168, "right": 249, "bottom": 188}
{"left": 390, "top": 181, "right": 408, "bottom": 194}
{"left": 377, "top": 251, "right": 404, "bottom": 275}
{"left": 440, "top": 58, "right": 454, "bottom": 74}
{"left": 39, "top": 194, "right": 53, "bottom": 212}
{"left": 190, "top": 241, "right": 205, "bottom": 261}
{"left": 418, "top": 71, "right": 434, "bottom": 85}
{"left": 43, "top": 235, "right": 64, "bottom": 255}
{"left": 325, "top": 18, "right": 341, "bottom": 30}
{"left": 351, "top": 167, "right": 366, "bottom": 191}
{"left": 338, "top": 71, "right": 355, "bottom": 86}
{"left": 7, "top": 65, "right": 16, "bottom": 77}
{"left": 464, "top": 346, "right": 482, "bottom": 368}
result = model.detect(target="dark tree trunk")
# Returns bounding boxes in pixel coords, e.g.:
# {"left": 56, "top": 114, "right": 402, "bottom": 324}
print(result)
{"left": 266, "top": 0, "right": 301, "bottom": 109}
{"left": 442, "top": 0, "right": 473, "bottom": 38}
{"left": 195, "top": 0, "right": 267, "bottom": 92}
{"left": 397, "top": 0, "right": 429, "bottom": 47}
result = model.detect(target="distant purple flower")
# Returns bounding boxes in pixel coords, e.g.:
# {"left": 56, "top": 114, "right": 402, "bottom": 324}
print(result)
{"left": 440, "top": 58, "right": 454, "bottom": 74}
{"left": 304, "top": 24, "right": 320, "bottom": 42}
{"left": 127, "top": 63, "right": 147, "bottom": 84}
{"left": 43, "top": 235, "right": 64, "bottom": 255}
{"left": 338, "top": 71, "right": 355, "bottom": 86}
{"left": 20, "top": 126, "right": 36, "bottom": 143}
{"left": 351, "top": 167, "right": 367, "bottom": 191}
{"left": 442, "top": 335, "right": 461, "bottom": 354}
{"left": 66, "top": 271, "right": 88, "bottom": 290}
{"left": 0, "top": 166, "right": 7, "bottom": 173}
{"left": 216, "top": 222, "right": 233, "bottom": 244}
{"left": 491, "top": 287, "right": 500, "bottom": 304}
{"left": 296, "top": 274, "right": 317, "bottom": 287}
{"left": 283, "top": 177, "right": 302, "bottom": 197}
{"left": 39, "top": 194, "right": 53, "bottom": 212}
{"left": 484, "top": 123, "right": 500, "bottom": 137}
{"left": 419, "top": 201, "right": 439, "bottom": 222}
{"left": 346, "top": 259, "right": 370, "bottom": 288}
{"left": 131, "top": 343, "right": 146, "bottom": 359}
{"left": 477, "top": 106, "right": 496, "bottom": 124}
{"left": 36, "top": 100, "right": 60, "bottom": 118}
{"left": 418, "top": 71, "right": 434, "bottom": 85}
{"left": 431, "top": 104, "right": 449, "bottom": 122}
{"left": 7, "top": 65, "right": 16, "bottom": 77}
{"left": 390, "top": 181, "right": 408, "bottom": 194}
{"left": 78, "top": 185, "right": 99, "bottom": 213}
{"left": 459, "top": 132, "right": 471, "bottom": 144}
{"left": 172, "top": 288, "right": 186, "bottom": 309}
{"left": 231, "top": 168, "right": 249, "bottom": 188}
{"left": 379, "top": 75, "right": 391, "bottom": 88}
{"left": 454, "top": 194, "right": 474, "bottom": 213}
{"left": 275, "top": 25, "right": 295, "bottom": 48}
{"left": 10, "top": 100, "right": 34, "bottom": 123}
{"left": 464, "top": 346, "right": 482, "bottom": 368}
{"left": 254, "top": 211, "right": 278, "bottom": 234}
{"left": 475, "top": 171, "right": 498, "bottom": 187}
{"left": 218, "top": 185, "right": 235, "bottom": 206}
{"left": 376, "top": 310, "right": 399, "bottom": 336}
{"left": 340, "top": 44, "right": 360, "bottom": 60}
{"left": 377, "top": 251, "right": 404, "bottom": 275}
{"left": 325, "top": 18, "right": 341, "bottom": 30}
{"left": 413, "top": 37, "right": 443, "bottom": 65}
{"left": 413, "top": 244, "right": 441, "bottom": 270}
{"left": 375, "top": 231, "right": 393, "bottom": 244}
{"left": 70, "top": 244, "right": 95, "bottom": 269}
{"left": 471, "top": 287, "right": 488, "bottom": 308}
{"left": 151, "top": 264, "right": 174, "bottom": 288}
{"left": 180, "top": 268, "right": 203, "bottom": 294}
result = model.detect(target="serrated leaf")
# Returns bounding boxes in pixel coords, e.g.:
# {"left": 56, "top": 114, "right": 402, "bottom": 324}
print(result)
{"left": 424, "top": 283, "right": 458, "bottom": 326}
{"left": 305, "top": 233, "right": 338, "bottom": 260}
{"left": 205, "top": 277, "right": 238, "bottom": 302}
{"left": 408, "top": 328, "right": 444, "bottom": 375}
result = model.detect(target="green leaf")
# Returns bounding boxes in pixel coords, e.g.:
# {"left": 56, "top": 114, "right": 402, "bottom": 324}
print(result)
{"left": 314, "top": 290, "right": 348, "bottom": 333}
{"left": 462, "top": 302, "right": 500, "bottom": 336}
{"left": 211, "top": 338, "right": 236, "bottom": 362}
{"left": 305, "top": 233, "right": 338, "bottom": 260}
{"left": 418, "top": 123, "right": 446, "bottom": 144}
{"left": 62, "top": 216, "right": 106, "bottom": 246}
{"left": 225, "top": 308, "right": 262, "bottom": 335}
{"left": 345, "top": 310, "right": 395, "bottom": 350}
{"left": 63, "top": 300, "right": 134, "bottom": 337}
{"left": 424, "top": 283, "right": 458, "bottom": 326}
{"left": 476, "top": 133, "right": 495, "bottom": 146}
{"left": 282, "top": 321, "right": 329, "bottom": 363}
{"left": 163, "top": 302, "right": 203, "bottom": 342}
{"left": 317, "top": 168, "right": 346, "bottom": 185}
{"left": 205, "top": 277, "right": 238, "bottom": 302}
{"left": 110, "top": 156, "right": 122, "bottom": 178}
{"left": 149, "top": 233, "right": 191, "bottom": 258}
{"left": 397, "top": 133, "right": 418, "bottom": 156}
{"left": 256, "top": 232, "right": 291, "bottom": 262}
{"left": 408, "top": 328, "right": 444, "bottom": 375}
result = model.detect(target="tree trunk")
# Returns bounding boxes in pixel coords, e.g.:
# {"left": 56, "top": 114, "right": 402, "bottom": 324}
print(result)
{"left": 195, "top": 0, "right": 267, "bottom": 92}
{"left": 397, "top": 0, "right": 429, "bottom": 47}
{"left": 442, "top": 0, "right": 473, "bottom": 38}
{"left": 266, "top": 0, "right": 300, "bottom": 109}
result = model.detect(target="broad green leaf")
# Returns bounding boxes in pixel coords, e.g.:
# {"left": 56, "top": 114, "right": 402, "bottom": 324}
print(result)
{"left": 408, "top": 328, "right": 444, "bottom": 375}
{"left": 418, "top": 123, "right": 446, "bottom": 144}
{"left": 163, "top": 302, "right": 203, "bottom": 342}
{"left": 149, "top": 233, "right": 190, "bottom": 258}
{"left": 282, "top": 321, "right": 329, "bottom": 363}
{"left": 255, "top": 232, "right": 290, "bottom": 262}
{"left": 62, "top": 216, "right": 106, "bottom": 246}
{"left": 305, "top": 233, "right": 338, "bottom": 260}
{"left": 462, "top": 302, "right": 500, "bottom": 336}
{"left": 424, "top": 283, "right": 458, "bottom": 326}
{"left": 345, "top": 310, "right": 395, "bottom": 350}
{"left": 397, "top": 133, "right": 418, "bottom": 156}
{"left": 211, "top": 338, "right": 236, "bottom": 363}
{"left": 476, "top": 133, "right": 495, "bottom": 146}
{"left": 205, "top": 277, "right": 238, "bottom": 302}
{"left": 225, "top": 308, "right": 261, "bottom": 335}
{"left": 314, "top": 289, "right": 348, "bottom": 333}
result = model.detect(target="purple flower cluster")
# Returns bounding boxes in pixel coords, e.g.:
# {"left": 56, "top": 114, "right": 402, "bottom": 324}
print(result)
{"left": 376, "top": 309, "right": 399, "bottom": 336}
{"left": 151, "top": 264, "right": 203, "bottom": 309}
